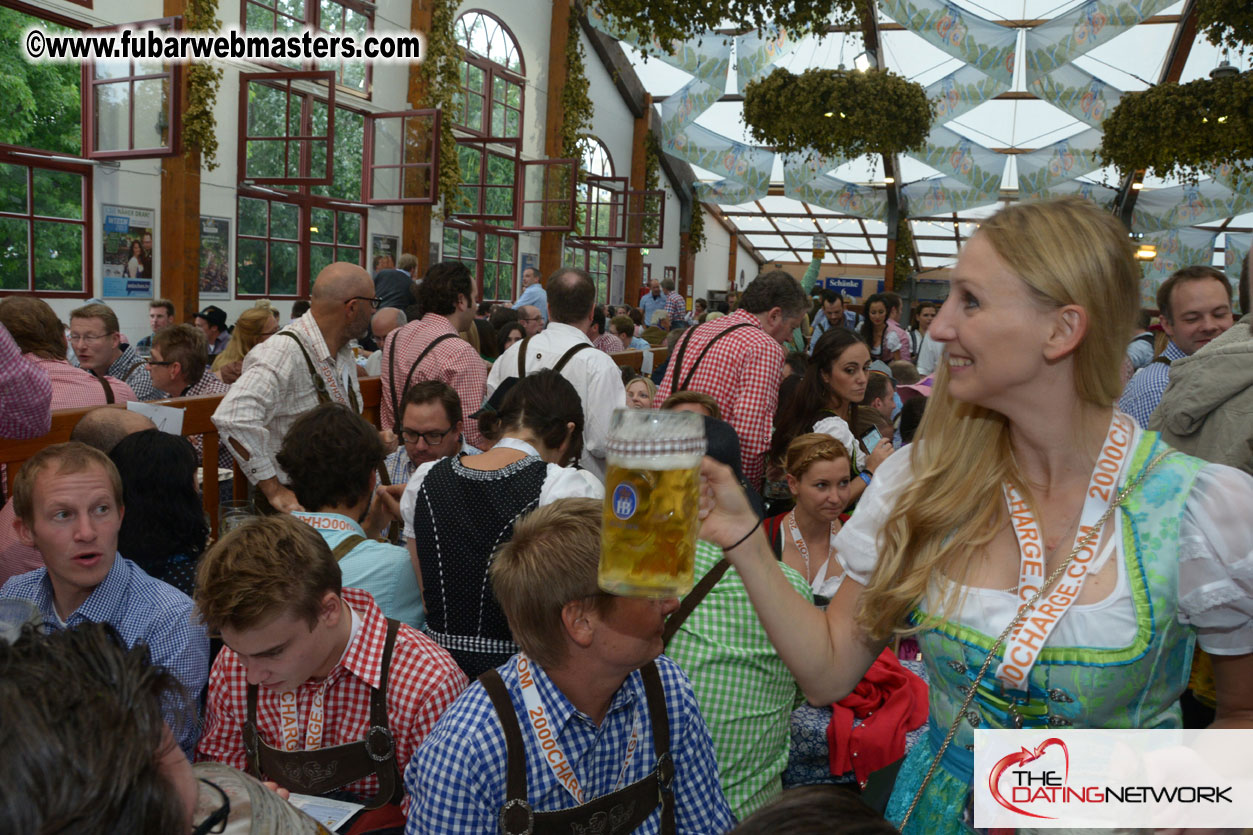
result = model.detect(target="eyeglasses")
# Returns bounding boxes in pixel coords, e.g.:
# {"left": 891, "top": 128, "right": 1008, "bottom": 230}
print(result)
{"left": 518, "top": 316, "right": 541, "bottom": 323}
{"left": 191, "top": 779, "right": 230, "bottom": 834}
{"left": 68, "top": 332, "right": 112, "bottom": 344}
{"left": 144, "top": 359, "right": 175, "bottom": 366}
{"left": 349, "top": 296, "right": 383, "bottom": 309}
{"left": 401, "top": 426, "right": 453, "bottom": 446}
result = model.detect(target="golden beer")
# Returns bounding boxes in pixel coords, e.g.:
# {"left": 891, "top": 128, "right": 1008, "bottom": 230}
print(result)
{"left": 599, "top": 410, "right": 705, "bottom": 598}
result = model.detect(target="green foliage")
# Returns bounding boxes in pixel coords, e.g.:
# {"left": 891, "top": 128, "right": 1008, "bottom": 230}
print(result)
{"left": 561, "top": 15, "right": 594, "bottom": 160}
{"left": 589, "top": 0, "right": 864, "bottom": 53}
{"left": 185, "top": 0, "right": 223, "bottom": 169}
{"left": 893, "top": 215, "right": 914, "bottom": 288}
{"left": 420, "top": 0, "right": 466, "bottom": 215}
{"left": 688, "top": 198, "right": 705, "bottom": 253}
{"left": 1197, "top": 0, "right": 1253, "bottom": 53}
{"left": 1098, "top": 73, "right": 1253, "bottom": 182}
{"left": 0, "top": 8, "right": 80, "bottom": 155}
{"left": 743, "top": 67, "right": 934, "bottom": 160}
{"left": 642, "top": 131, "right": 661, "bottom": 245}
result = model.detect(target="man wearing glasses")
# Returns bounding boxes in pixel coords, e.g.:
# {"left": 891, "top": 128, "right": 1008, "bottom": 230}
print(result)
{"left": 384, "top": 380, "right": 476, "bottom": 489}
{"left": 148, "top": 324, "right": 232, "bottom": 469}
{"left": 70, "top": 302, "right": 163, "bottom": 401}
{"left": 214, "top": 262, "right": 379, "bottom": 514}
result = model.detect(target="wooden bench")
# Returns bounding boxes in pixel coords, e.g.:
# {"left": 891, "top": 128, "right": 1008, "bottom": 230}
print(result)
{"left": 611, "top": 350, "right": 644, "bottom": 371}
{"left": 0, "top": 378, "right": 383, "bottom": 537}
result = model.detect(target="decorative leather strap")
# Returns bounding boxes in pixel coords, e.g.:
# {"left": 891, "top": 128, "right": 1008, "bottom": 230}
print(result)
{"left": 551, "top": 343, "right": 591, "bottom": 374}
{"left": 330, "top": 534, "right": 368, "bottom": 561}
{"left": 92, "top": 371, "right": 115, "bottom": 405}
{"left": 639, "top": 661, "right": 675, "bottom": 835}
{"left": 279, "top": 331, "right": 361, "bottom": 413}
{"left": 662, "top": 559, "right": 731, "bottom": 645}
{"left": 670, "top": 322, "right": 752, "bottom": 393}
{"left": 120, "top": 359, "right": 146, "bottom": 382}
{"left": 479, "top": 668, "right": 530, "bottom": 823}
{"left": 390, "top": 332, "right": 457, "bottom": 430}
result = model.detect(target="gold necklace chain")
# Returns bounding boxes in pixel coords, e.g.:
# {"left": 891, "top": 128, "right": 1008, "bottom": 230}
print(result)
{"left": 898, "top": 448, "right": 1170, "bottom": 832}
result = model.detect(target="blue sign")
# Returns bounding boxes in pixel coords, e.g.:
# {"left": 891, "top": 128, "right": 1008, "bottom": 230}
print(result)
{"left": 611, "top": 483, "right": 638, "bottom": 521}
{"left": 104, "top": 215, "right": 131, "bottom": 234}
{"left": 823, "top": 277, "right": 865, "bottom": 297}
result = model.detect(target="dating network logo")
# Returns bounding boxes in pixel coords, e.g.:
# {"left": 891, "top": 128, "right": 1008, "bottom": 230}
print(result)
{"left": 988, "top": 738, "right": 1072, "bottom": 819}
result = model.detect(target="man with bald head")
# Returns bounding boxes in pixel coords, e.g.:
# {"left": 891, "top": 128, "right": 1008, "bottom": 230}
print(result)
{"left": 516, "top": 304, "right": 544, "bottom": 338}
{"left": 364, "top": 307, "right": 406, "bottom": 376}
{"left": 214, "top": 262, "right": 377, "bottom": 513}
{"left": 0, "top": 407, "right": 154, "bottom": 585}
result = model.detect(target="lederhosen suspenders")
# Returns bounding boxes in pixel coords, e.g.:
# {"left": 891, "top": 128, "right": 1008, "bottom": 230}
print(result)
{"left": 666, "top": 322, "right": 752, "bottom": 394}
{"left": 243, "top": 618, "right": 405, "bottom": 810}
{"left": 119, "top": 359, "right": 146, "bottom": 383}
{"left": 278, "top": 331, "right": 362, "bottom": 414}
{"left": 387, "top": 332, "right": 457, "bottom": 432}
{"left": 479, "top": 662, "right": 676, "bottom": 835}
{"left": 661, "top": 543, "right": 787, "bottom": 644}
{"left": 516, "top": 336, "right": 591, "bottom": 379}
{"left": 91, "top": 371, "right": 115, "bottom": 404}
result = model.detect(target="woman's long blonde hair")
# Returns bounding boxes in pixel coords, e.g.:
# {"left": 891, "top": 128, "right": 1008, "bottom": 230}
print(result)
{"left": 212, "top": 306, "right": 277, "bottom": 370}
{"left": 857, "top": 197, "right": 1141, "bottom": 640}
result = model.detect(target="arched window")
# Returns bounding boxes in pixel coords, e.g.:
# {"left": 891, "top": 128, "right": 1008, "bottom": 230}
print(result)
{"left": 580, "top": 136, "right": 614, "bottom": 178}
{"left": 565, "top": 136, "right": 620, "bottom": 303}
{"left": 452, "top": 11, "right": 524, "bottom": 140}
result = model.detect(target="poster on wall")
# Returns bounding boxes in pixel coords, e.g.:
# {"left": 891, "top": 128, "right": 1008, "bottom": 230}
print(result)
{"left": 199, "top": 216, "right": 231, "bottom": 299}
{"left": 101, "top": 204, "right": 154, "bottom": 298}
{"left": 372, "top": 234, "right": 399, "bottom": 269}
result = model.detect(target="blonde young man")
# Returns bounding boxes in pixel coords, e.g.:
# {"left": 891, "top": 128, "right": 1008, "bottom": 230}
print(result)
{"left": 406, "top": 499, "right": 734, "bottom": 834}
{"left": 195, "top": 515, "right": 466, "bottom": 826}
{"left": 0, "top": 442, "right": 208, "bottom": 755}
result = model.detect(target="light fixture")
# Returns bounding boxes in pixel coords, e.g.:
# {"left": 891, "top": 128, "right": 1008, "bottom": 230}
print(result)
{"left": 309, "top": 226, "right": 320, "bottom": 233}
{"left": 1131, "top": 182, "right": 1143, "bottom": 190}
{"left": 1211, "top": 61, "right": 1238, "bottom": 80}
{"left": 853, "top": 50, "right": 876, "bottom": 72}
{"left": 884, "top": 176, "right": 895, "bottom": 184}
{"left": 1135, "top": 244, "right": 1156, "bottom": 261}
{"left": 824, "top": 111, "right": 835, "bottom": 118}
{"left": 839, "top": 112, "right": 847, "bottom": 119}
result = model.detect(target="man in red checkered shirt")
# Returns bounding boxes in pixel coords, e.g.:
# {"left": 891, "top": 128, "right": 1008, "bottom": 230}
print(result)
{"left": 195, "top": 514, "right": 467, "bottom": 825}
{"left": 653, "top": 271, "right": 809, "bottom": 489}
{"left": 380, "top": 262, "right": 487, "bottom": 447}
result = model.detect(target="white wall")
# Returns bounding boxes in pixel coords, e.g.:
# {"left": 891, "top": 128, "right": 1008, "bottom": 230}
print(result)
{"left": 28, "top": 0, "right": 686, "bottom": 335}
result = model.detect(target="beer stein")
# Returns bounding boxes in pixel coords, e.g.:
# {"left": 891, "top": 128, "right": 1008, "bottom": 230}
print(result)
{"left": 599, "top": 408, "right": 705, "bottom": 598}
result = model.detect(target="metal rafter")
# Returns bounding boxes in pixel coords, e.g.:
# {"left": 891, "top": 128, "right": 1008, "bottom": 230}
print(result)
{"left": 757, "top": 200, "right": 804, "bottom": 262}
{"left": 854, "top": 217, "right": 879, "bottom": 266}
{"left": 801, "top": 201, "right": 842, "bottom": 264}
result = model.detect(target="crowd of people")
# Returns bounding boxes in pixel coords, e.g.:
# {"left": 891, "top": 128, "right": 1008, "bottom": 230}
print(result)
{"left": 1, "top": 195, "right": 1251, "bottom": 833}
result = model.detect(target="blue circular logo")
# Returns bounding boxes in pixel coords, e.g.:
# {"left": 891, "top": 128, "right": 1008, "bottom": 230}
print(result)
{"left": 611, "top": 483, "right": 638, "bottom": 520}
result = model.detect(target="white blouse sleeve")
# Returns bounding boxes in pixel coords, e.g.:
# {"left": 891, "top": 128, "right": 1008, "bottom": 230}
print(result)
{"left": 812, "top": 415, "right": 862, "bottom": 472}
{"left": 832, "top": 444, "right": 918, "bottom": 586}
{"left": 885, "top": 330, "right": 902, "bottom": 353}
{"left": 539, "top": 464, "right": 606, "bottom": 505}
{"left": 400, "top": 460, "right": 440, "bottom": 541}
{"left": 1177, "top": 463, "right": 1253, "bottom": 655}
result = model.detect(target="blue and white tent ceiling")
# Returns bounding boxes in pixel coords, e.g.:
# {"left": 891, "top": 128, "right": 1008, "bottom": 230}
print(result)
{"left": 592, "top": 0, "right": 1252, "bottom": 272}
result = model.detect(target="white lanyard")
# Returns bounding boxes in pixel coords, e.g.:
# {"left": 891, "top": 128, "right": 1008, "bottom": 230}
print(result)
{"left": 495, "top": 437, "right": 541, "bottom": 458}
{"left": 278, "top": 685, "right": 329, "bottom": 751}
{"left": 515, "top": 655, "right": 642, "bottom": 805}
{"left": 786, "top": 511, "right": 836, "bottom": 585}
{"left": 995, "top": 410, "right": 1135, "bottom": 689}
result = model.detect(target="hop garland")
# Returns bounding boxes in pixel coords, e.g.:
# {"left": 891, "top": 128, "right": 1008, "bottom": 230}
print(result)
{"left": 893, "top": 215, "right": 914, "bottom": 288}
{"left": 1197, "top": 0, "right": 1253, "bottom": 53}
{"left": 184, "top": 0, "right": 222, "bottom": 170}
{"left": 742, "top": 67, "right": 933, "bottom": 161}
{"left": 419, "top": 0, "right": 466, "bottom": 215}
{"left": 561, "top": 13, "right": 594, "bottom": 160}
{"left": 688, "top": 195, "right": 705, "bottom": 253}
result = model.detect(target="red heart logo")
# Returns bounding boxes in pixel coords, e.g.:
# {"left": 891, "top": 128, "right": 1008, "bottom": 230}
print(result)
{"left": 988, "top": 738, "right": 1070, "bottom": 820}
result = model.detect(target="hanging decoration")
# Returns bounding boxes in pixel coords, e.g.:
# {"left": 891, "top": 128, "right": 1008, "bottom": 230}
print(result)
{"left": 584, "top": 0, "right": 861, "bottom": 55}
{"left": 184, "top": 0, "right": 222, "bottom": 170}
{"left": 1019, "top": 179, "right": 1118, "bottom": 209}
{"left": 1224, "top": 232, "right": 1250, "bottom": 313}
{"left": 1197, "top": 0, "right": 1253, "bottom": 54}
{"left": 736, "top": 26, "right": 799, "bottom": 88}
{"left": 893, "top": 215, "right": 915, "bottom": 287}
{"left": 561, "top": 13, "right": 595, "bottom": 160}
{"left": 783, "top": 153, "right": 888, "bottom": 221}
{"left": 1137, "top": 227, "right": 1219, "bottom": 308}
{"left": 1016, "top": 127, "right": 1103, "bottom": 196}
{"left": 1024, "top": 0, "right": 1176, "bottom": 80}
{"left": 663, "top": 122, "right": 774, "bottom": 197}
{"left": 901, "top": 175, "right": 1001, "bottom": 217}
{"left": 742, "top": 67, "right": 933, "bottom": 161}
{"left": 419, "top": 0, "right": 466, "bottom": 215}
{"left": 878, "top": 0, "right": 1017, "bottom": 84}
{"left": 1028, "top": 63, "right": 1123, "bottom": 128}
{"left": 643, "top": 131, "right": 662, "bottom": 244}
{"left": 688, "top": 193, "right": 706, "bottom": 253}
{"left": 1130, "top": 179, "right": 1253, "bottom": 233}
{"left": 927, "top": 64, "right": 1009, "bottom": 125}
{"left": 1099, "top": 73, "right": 1253, "bottom": 183}
{"left": 586, "top": 5, "right": 732, "bottom": 82}
{"left": 908, "top": 125, "right": 1005, "bottom": 193}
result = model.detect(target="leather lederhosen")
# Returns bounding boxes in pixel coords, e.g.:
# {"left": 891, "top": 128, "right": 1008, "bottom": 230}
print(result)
{"left": 479, "top": 661, "right": 676, "bottom": 835}
{"left": 242, "top": 618, "right": 405, "bottom": 810}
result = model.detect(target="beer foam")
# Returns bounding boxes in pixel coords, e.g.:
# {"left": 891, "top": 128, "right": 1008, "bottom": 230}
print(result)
{"left": 607, "top": 451, "right": 703, "bottom": 470}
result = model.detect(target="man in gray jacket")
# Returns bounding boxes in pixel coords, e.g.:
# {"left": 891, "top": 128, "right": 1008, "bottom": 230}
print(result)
{"left": 1150, "top": 260, "right": 1253, "bottom": 475}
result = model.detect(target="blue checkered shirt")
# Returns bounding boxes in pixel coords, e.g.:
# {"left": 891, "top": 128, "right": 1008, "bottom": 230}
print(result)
{"left": 1, "top": 555, "right": 209, "bottom": 755}
{"left": 1117, "top": 340, "right": 1186, "bottom": 427}
{"left": 404, "top": 653, "right": 736, "bottom": 834}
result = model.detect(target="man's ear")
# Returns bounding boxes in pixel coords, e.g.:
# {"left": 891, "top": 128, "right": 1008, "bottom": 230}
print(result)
{"left": 561, "top": 598, "right": 597, "bottom": 650}
{"left": 318, "top": 590, "right": 343, "bottom": 627}
{"left": 14, "top": 515, "right": 35, "bottom": 549}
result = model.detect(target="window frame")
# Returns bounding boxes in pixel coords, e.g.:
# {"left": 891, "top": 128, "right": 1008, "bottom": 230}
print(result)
{"left": 238, "top": 0, "right": 375, "bottom": 98}
{"left": 237, "top": 70, "right": 337, "bottom": 187}
{"left": 0, "top": 152, "right": 93, "bottom": 298}
{"left": 452, "top": 10, "right": 526, "bottom": 143}
{"left": 564, "top": 242, "right": 613, "bottom": 306}
{"left": 81, "top": 16, "right": 182, "bottom": 160}
{"left": 516, "top": 158, "right": 578, "bottom": 232}
{"left": 451, "top": 138, "right": 519, "bottom": 222}
{"left": 619, "top": 188, "right": 666, "bottom": 249}
{"left": 442, "top": 220, "right": 518, "bottom": 303}
{"left": 363, "top": 108, "right": 441, "bottom": 205}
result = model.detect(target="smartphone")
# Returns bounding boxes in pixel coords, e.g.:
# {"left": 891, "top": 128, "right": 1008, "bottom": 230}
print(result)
{"left": 862, "top": 427, "right": 883, "bottom": 452}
